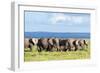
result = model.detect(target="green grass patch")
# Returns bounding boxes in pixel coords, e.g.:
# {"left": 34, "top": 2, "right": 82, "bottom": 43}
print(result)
{"left": 24, "top": 39, "right": 90, "bottom": 62}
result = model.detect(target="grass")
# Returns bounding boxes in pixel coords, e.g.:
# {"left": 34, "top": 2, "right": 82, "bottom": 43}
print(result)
{"left": 24, "top": 39, "right": 90, "bottom": 62}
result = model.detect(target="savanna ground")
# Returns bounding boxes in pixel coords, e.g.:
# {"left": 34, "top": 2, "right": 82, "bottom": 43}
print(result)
{"left": 24, "top": 39, "right": 90, "bottom": 62}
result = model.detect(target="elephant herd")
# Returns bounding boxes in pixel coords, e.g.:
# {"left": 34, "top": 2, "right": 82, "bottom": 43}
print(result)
{"left": 24, "top": 38, "right": 88, "bottom": 52}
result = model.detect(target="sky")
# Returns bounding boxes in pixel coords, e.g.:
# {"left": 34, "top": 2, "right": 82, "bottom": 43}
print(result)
{"left": 24, "top": 11, "right": 90, "bottom": 33}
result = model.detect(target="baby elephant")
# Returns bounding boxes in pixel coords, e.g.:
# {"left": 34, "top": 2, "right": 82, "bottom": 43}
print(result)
{"left": 24, "top": 38, "right": 35, "bottom": 52}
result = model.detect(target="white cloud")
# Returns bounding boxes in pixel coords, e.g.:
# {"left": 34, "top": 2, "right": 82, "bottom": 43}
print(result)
{"left": 50, "top": 13, "right": 85, "bottom": 25}
{"left": 72, "top": 16, "right": 83, "bottom": 24}
{"left": 50, "top": 13, "right": 67, "bottom": 24}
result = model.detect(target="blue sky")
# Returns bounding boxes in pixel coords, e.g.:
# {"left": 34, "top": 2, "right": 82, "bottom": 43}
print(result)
{"left": 24, "top": 11, "right": 90, "bottom": 33}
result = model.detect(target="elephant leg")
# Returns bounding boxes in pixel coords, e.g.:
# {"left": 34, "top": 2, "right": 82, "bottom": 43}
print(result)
{"left": 37, "top": 46, "right": 40, "bottom": 52}
{"left": 57, "top": 47, "right": 59, "bottom": 52}
{"left": 68, "top": 47, "right": 71, "bottom": 51}
{"left": 74, "top": 45, "right": 78, "bottom": 51}
{"left": 29, "top": 45, "right": 32, "bottom": 52}
{"left": 56, "top": 46, "right": 60, "bottom": 52}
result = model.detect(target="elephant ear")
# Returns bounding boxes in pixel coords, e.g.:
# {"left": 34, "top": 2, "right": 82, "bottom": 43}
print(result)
{"left": 76, "top": 40, "right": 79, "bottom": 45}
{"left": 29, "top": 39, "right": 35, "bottom": 45}
{"left": 32, "top": 38, "right": 38, "bottom": 45}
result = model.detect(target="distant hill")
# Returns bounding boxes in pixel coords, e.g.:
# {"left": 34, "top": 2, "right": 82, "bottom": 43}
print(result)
{"left": 24, "top": 32, "right": 90, "bottom": 38}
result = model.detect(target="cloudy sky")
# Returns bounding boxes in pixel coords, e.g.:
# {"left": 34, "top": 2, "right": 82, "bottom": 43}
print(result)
{"left": 24, "top": 11, "right": 90, "bottom": 33}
